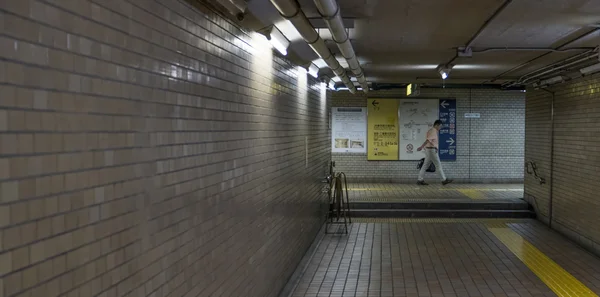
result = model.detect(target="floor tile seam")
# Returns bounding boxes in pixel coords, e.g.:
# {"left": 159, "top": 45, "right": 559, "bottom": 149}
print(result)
{"left": 461, "top": 223, "right": 534, "bottom": 294}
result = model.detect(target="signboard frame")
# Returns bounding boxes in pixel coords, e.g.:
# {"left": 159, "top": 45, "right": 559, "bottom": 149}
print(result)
{"left": 331, "top": 107, "right": 367, "bottom": 153}
{"left": 438, "top": 99, "right": 457, "bottom": 161}
{"left": 367, "top": 99, "right": 400, "bottom": 160}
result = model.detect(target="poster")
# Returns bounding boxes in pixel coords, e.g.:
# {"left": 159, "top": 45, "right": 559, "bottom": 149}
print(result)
{"left": 331, "top": 107, "right": 367, "bottom": 153}
{"left": 367, "top": 99, "right": 399, "bottom": 160}
{"left": 398, "top": 99, "right": 439, "bottom": 160}
{"left": 438, "top": 99, "right": 457, "bottom": 161}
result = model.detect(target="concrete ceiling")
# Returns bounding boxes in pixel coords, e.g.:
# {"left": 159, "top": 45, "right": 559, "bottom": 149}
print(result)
{"left": 244, "top": 0, "right": 600, "bottom": 86}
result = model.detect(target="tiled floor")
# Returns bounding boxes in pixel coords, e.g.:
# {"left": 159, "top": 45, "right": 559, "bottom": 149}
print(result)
{"left": 347, "top": 184, "right": 524, "bottom": 201}
{"left": 285, "top": 219, "right": 600, "bottom": 297}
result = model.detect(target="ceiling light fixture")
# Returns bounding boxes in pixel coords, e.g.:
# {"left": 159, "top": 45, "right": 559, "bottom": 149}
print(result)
{"left": 308, "top": 63, "right": 319, "bottom": 78}
{"left": 539, "top": 76, "right": 565, "bottom": 86}
{"left": 328, "top": 80, "right": 336, "bottom": 90}
{"left": 579, "top": 63, "right": 600, "bottom": 75}
{"left": 257, "top": 25, "right": 290, "bottom": 56}
{"left": 437, "top": 64, "right": 453, "bottom": 80}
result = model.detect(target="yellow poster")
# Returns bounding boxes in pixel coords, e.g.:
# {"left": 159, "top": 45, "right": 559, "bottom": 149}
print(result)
{"left": 367, "top": 99, "right": 399, "bottom": 160}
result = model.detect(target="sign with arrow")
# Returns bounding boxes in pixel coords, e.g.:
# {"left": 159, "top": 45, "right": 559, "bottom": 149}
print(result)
{"left": 371, "top": 99, "right": 380, "bottom": 110}
{"left": 438, "top": 99, "right": 457, "bottom": 161}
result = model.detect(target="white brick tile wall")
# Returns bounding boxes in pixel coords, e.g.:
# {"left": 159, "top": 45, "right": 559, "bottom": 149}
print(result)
{"left": 332, "top": 88, "right": 525, "bottom": 183}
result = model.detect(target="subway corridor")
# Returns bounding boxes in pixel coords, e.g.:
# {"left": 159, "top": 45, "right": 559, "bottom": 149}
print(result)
{"left": 1, "top": 0, "right": 600, "bottom": 296}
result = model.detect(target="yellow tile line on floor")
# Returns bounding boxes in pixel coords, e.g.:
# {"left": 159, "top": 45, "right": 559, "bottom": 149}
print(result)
{"left": 347, "top": 188, "right": 523, "bottom": 192}
{"left": 487, "top": 223, "right": 598, "bottom": 297}
{"left": 353, "top": 218, "right": 527, "bottom": 224}
{"left": 457, "top": 189, "right": 486, "bottom": 200}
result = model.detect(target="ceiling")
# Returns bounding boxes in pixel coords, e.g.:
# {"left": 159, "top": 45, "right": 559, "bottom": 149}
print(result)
{"left": 243, "top": 0, "right": 600, "bottom": 86}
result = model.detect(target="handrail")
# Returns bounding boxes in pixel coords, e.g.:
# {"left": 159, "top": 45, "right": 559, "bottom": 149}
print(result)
{"left": 325, "top": 171, "right": 351, "bottom": 234}
{"left": 526, "top": 161, "right": 546, "bottom": 185}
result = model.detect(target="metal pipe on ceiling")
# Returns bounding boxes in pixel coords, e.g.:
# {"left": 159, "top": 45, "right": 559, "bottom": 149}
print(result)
{"left": 313, "top": 0, "right": 369, "bottom": 92}
{"left": 489, "top": 28, "right": 600, "bottom": 83}
{"left": 269, "top": 0, "right": 358, "bottom": 93}
{"left": 502, "top": 50, "right": 598, "bottom": 87}
{"left": 471, "top": 47, "right": 595, "bottom": 53}
{"left": 446, "top": 0, "right": 513, "bottom": 65}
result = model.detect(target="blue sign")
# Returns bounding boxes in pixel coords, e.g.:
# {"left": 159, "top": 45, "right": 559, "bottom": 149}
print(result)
{"left": 438, "top": 99, "right": 457, "bottom": 161}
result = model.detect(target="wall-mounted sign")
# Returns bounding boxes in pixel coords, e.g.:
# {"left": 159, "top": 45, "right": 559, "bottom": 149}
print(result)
{"left": 464, "top": 113, "right": 481, "bottom": 118}
{"left": 438, "top": 99, "right": 457, "bottom": 161}
{"left": 398, "top": 99, "right": 439, "bottom": 160}
{"left": 406, "top": 84, "right": 420, "bottom": 96}
{"left": 331, "top": 107, "right": 367, "bottom": 153}
{"left": 367, "top": 99, "right": 399, "bottom": 160}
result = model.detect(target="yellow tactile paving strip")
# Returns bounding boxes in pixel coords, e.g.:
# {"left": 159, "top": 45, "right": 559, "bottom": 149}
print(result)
{"left": 346, "top": 183, "right": 524, "bottom": 201}
{"left": 457, "top": 189, "right": 486, "bottom": 200}
{"left": 353, "top": 218, "right": 528, "bottom": 224}
{"left": 488, "top": 222, "right": 599, "bottom": 297}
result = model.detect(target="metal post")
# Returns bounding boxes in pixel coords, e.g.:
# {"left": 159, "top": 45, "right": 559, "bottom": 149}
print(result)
{"left": 542, "top": 88, "right": 555, "bottom": 228}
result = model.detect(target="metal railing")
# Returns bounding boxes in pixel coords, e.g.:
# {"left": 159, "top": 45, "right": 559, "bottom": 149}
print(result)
{"left": 526, "top": 161, "right": 546, "bottom": 185}
{"left": 324, "top": 170, "right": 351, "bottom": 234}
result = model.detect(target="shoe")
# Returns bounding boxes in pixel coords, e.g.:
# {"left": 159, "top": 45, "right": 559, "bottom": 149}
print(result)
{"left": 442, "top": 179, "right": 453, "bottom": 185}
{"left": 417, "top": 180, "right": 428, "bottom": 186}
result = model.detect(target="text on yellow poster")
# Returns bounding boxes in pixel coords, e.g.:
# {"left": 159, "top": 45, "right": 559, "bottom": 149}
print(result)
{"left": 367, "top": 99, "right": 399, "bottom": 160}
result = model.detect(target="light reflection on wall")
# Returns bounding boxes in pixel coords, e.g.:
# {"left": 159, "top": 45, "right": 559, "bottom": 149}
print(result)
{"left": 296, "top": 66, "right": 308, "bottom": 105}
{"left": 250, "top": 32, "right": 274, "bottom": 94}
{"left": 320, "top": 82, "right": 327, "bottom": 110}
{"left": 249, "top": 32, "right": 274, "bottom": 131}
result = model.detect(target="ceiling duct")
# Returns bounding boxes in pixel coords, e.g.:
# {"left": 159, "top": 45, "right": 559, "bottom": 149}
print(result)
{"left": 269, "top": 0, "right": 358, "bottom": 93}
{"left": 313, "top": 0, "right": 369, "bottom": 92}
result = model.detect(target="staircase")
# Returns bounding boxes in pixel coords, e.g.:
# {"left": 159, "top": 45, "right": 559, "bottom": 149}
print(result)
{"left": 349, "top": 198, "right": 535, "bottom": 218}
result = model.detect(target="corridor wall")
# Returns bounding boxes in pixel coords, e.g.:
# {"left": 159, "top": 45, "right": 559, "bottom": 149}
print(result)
{"left": 332, "top": 88, "right": 526, "bottom": 183}
{"left": 526, "top": 74, "right": 600, "bottom": 256}
{"left": 0, "top": 0, "right": 331, "bottom": 296}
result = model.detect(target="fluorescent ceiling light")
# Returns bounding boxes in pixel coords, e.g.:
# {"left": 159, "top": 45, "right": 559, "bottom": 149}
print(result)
{"left": 539, "top": 76, "right": 564, "bottom": 86}
{"left": 308, "top": 64, "right": 319, "bottom": 78}
{"left": 580, "top": 63, "right": 600, "bottom": 75}
{"left": 258, "top": 25, "right": 290, "bottom": 56}
{"left": 273, "top": 20, "right": 302, "bottom": 42}
{"left": 328, "top": 80, "right": 336, "bottom": 90}
{"left": 312, "top": 59, "right": 328, "bottom": 68}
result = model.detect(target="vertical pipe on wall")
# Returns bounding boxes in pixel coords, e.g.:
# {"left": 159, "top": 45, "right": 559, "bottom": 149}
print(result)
{"left": 542, "top": 88, "right": 555, "bottom": 227}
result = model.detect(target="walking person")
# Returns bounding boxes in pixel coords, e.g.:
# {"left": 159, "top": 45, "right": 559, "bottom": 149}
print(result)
{"left": 416, "top": 120, "right": 453, "bottom": 186}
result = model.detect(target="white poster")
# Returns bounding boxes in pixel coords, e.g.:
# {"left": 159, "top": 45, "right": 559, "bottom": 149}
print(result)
{"left": 398, "top": 99, "right": 439, "bottom": 160}
{"left": 331, "top": 107, "right": 367, "bottom": 153}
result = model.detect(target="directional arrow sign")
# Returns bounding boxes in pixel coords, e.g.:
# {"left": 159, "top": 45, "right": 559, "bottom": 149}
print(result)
{"left": 372, "top": 100, "right": 379, "bottom": 107}
{"left": 440, "top": 100, "right": 449, "bottom": 109}
{"left": 446, "top": 138, "right": 455, "bottom": 145}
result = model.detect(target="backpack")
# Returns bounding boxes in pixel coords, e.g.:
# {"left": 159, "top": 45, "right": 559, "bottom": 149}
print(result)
{"left": 417, "top": 158, "right": 436, "bottom": 172}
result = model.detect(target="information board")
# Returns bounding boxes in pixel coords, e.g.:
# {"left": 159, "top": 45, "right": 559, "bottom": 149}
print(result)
{"left": 331, "top": 107, "right": 367, "bottom": 153}
{"left": 438, "top": 99, "right": 457, "bottom": 161}
{"left": 398, "top": 99, "right": 439, "bottom": 160}
{"left": 367, "top": 99, "right": 399, "bottom": 160}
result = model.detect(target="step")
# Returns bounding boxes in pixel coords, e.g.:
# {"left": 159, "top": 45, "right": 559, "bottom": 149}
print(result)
{"left": 349, "top": 199, "right": 530, "bottom": 211}
{"left": 350, "top": 209, "right": 536, "bottom": 219}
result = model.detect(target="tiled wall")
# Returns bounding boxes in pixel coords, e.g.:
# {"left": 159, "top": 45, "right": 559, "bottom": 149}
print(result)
{"left": 525, "top": 75, "right": 600, "bottom": 256}
{"left": 331, "top": 88, "right": 526, "bottom": 183}
{"left": 0, "top": 0, "right": 331, "bottom": 296}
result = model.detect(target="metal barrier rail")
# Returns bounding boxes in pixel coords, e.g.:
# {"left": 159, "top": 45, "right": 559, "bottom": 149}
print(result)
{"left": 325, "top": 172, "right": 351, "bottom": 234}
{"left": 526, "top": 161, "right": 546, "bottom": 185}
